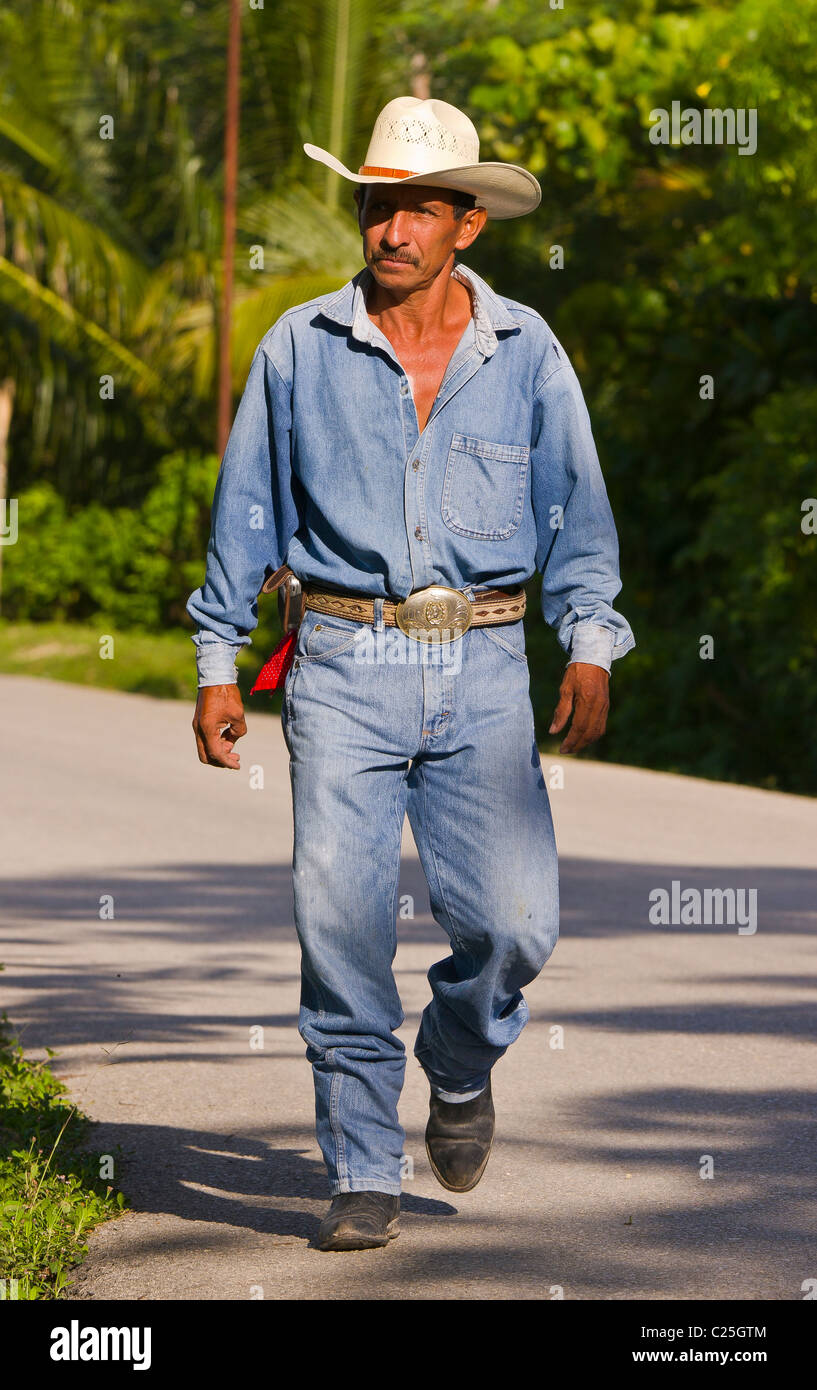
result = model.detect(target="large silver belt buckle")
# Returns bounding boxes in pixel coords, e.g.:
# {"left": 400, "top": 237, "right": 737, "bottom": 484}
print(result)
{"left": 394, "top": 585, "right": 473, "bottom": 643}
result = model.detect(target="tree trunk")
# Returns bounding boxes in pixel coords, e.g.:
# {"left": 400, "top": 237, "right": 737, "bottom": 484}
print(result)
{"left": 217, "top": 0, "right": 241, "bottom": 457}
{"left": 410, "top": 53, "right": 430, "bottom": 100}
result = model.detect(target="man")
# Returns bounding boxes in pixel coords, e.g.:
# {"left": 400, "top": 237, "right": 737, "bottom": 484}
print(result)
{"left": 187, "top": 96, "right": 634, "bottom": 1252}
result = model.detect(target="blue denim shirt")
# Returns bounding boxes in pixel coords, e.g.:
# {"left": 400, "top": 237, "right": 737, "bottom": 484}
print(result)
{"left": 187, "top": 260, "right": 635, "bottom": 685}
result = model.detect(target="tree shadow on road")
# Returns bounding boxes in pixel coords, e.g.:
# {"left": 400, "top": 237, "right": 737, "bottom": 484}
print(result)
{"left": 61, "top": 1086, "right": 817, "bottom": 1300}
{"left": 62, "top": 1115, "right": 455, "bottom": 1245}
{"left": 2, "top": 854, "right": 815, "bottom": 1053}
{"left": 4, "top": 853, "right": 817, "bottom": 1297}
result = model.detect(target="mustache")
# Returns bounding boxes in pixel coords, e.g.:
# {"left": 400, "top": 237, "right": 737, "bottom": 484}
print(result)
{"left": 374, "top": 252, "right": 416, "bottom": 264}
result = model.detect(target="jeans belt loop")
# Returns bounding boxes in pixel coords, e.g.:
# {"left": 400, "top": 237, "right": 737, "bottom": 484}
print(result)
{"left": 373, "top": 596, "right": 385, "bottom": 632}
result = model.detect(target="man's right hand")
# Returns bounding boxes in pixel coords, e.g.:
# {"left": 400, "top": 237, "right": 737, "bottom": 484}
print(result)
{"left": 192, "top": 684, "right": 247, "bottom": 770}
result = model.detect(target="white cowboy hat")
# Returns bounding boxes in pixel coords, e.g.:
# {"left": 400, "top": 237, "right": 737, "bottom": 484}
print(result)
{"left": 303, "top": 95, "right": 541, "bottom": 221}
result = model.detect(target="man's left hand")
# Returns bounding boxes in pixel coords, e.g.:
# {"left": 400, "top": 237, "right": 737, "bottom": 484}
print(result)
{"left": 548, "top": 662, "right": 610, "bottom": 754}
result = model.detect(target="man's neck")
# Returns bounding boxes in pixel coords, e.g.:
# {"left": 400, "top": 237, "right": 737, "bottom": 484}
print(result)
{"left": 364, "top": 262, "right": 473, "bottom": 345}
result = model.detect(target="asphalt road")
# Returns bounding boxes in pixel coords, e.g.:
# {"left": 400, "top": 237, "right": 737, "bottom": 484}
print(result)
{"left": 2, "top": 674, "right": 816, "bottom": 1300}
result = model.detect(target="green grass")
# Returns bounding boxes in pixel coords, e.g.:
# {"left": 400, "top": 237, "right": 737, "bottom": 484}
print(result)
{"left": 0, "top": 616, "right": 287, "bottom": 709}
{"left": 0, "top": 1004, "right": 128, "bottom": 1300}
{"left": 0, "top": 619, "right": 197, "bottom": 699}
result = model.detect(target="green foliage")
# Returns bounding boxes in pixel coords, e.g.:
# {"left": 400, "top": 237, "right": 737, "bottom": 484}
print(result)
{"left": 0, "top": 0, "right": 402, "bottom": 506}
{"left": 0, "top": 1010, "right": 127, "bottom": 1300}
{"left": 1, "top": 0, "right": 815, "bottom": 789}
{"left": 3, "top": 452, "right": 220, "bottom": 629}
{"left": 392, "top": 0, "right": 817, "bottom": 791}
{"left": 1, "top": 445, "right": 285, "bottom": 700}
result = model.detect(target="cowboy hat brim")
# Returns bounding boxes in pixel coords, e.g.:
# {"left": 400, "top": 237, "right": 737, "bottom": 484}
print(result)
{"left": 303, "top": 143, "right": 541, "bottom": 220}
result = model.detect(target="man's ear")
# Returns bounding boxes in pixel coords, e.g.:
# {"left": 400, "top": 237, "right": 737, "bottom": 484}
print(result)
{"left": 455, "top": 205, "right": 488, "bottom": 251}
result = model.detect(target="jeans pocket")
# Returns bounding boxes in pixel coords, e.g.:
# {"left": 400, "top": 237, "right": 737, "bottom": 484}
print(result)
{"left": 481, "top": 619, "right": 529, "bottom": 663}
{"left": 302, "top": 613, "right": 365, "bottom": 662}
{"left": 441, "top": 433, "right": 530, "bottom": 540}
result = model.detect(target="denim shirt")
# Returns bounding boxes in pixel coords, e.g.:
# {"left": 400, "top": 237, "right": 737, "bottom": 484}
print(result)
{"left": 187, "top": 259, "right": 635, "bottom": 685}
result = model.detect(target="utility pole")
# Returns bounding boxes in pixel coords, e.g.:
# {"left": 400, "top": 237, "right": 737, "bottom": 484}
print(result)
{"left": 217, "top": 0, "right": 241, "bottom": 458}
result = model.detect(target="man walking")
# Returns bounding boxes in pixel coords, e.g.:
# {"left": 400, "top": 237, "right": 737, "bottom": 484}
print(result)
{"left": 188, "top": 96, "right": 634, "bottom": 1251}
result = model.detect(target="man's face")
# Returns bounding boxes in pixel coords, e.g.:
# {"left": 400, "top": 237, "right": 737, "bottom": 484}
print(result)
{"left": 354, "top": 183, "right": 486, "bottom": 289}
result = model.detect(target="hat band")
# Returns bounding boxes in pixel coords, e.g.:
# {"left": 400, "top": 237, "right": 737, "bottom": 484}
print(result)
{"left": 358, "top": 164, "right": 420, "bottom": 179}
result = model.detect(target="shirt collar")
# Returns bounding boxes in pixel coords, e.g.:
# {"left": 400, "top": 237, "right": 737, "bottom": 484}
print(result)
{"left": 317, "top": 260, "right": 520, "bottom": 359}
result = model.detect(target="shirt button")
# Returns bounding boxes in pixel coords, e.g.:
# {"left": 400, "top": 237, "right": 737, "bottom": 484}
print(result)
{"left": 414, "top": 526, "right": 423, "bottom": 540}
{"left": 411, "top": 459, "right": 420, "bottom": 471}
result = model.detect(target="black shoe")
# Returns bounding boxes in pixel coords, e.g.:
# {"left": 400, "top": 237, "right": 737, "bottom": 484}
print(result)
{"left": 317, "top": 1191, "right": 401, "bottom": 1251}
{"left": 425, "top": 1076, "right": 495, "bottom": 1192}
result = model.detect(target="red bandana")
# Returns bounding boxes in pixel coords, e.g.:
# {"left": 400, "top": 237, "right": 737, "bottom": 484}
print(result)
{"left": 250, "top": 629, "right": 297, "bottom": 694}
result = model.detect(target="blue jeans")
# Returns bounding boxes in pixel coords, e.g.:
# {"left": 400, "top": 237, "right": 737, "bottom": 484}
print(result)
{"left": 280, "top": 602, "right": 559, "bottom": 1196}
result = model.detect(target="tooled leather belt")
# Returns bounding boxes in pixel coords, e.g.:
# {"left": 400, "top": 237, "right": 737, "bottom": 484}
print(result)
{"left": 303, "top": 580, "right": 525, "bottom": 637}
{"left": 260, "top": 564, "right": 526, "bottom": 642}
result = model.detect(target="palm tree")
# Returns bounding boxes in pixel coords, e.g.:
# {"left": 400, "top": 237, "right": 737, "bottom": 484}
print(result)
{"left": 0, "top": 0, "right": 403, "bottom": 514}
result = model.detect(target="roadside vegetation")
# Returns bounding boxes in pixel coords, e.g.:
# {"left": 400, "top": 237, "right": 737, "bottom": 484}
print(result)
{"left": 1, "top": 0, "right": 814, "bottom": 790}
{"left": 0, "top": 1000, "right": 127, "bottom": 1300}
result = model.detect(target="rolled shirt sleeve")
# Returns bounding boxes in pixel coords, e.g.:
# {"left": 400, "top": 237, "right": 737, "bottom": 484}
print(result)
{"left": 530, "top": 335, "right": 635, "bottom": 674}
{"left": 186, "top": 339, "right": 298, "bottom": 686}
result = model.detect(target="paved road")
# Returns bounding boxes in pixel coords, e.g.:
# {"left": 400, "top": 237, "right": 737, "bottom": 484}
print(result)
{"left": 2, "top": 674, "right": 816, "bottom": 1300}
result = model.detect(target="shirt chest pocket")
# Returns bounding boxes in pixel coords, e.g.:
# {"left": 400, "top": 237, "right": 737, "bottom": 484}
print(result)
{"left": 441, "top": 432, "right": 530, "bottom": 541}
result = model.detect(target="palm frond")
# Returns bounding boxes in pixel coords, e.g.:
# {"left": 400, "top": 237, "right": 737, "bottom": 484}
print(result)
{"left": 311, "top": 0, "right": 385, "bottom": 210}
{"left": 0, "top": 171, "right": 150, "bottom": 329}
{"left": 238, "top": 183, "right": 362, "bottom": 278}
{"left": 231, "top": 274, "right": 349, "bottom": 385}
{"left": 0, "top": 256, "right": 164, "bottom": 396}
{"left": 163, "top": 272, "right": 349, "bottom": 399}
